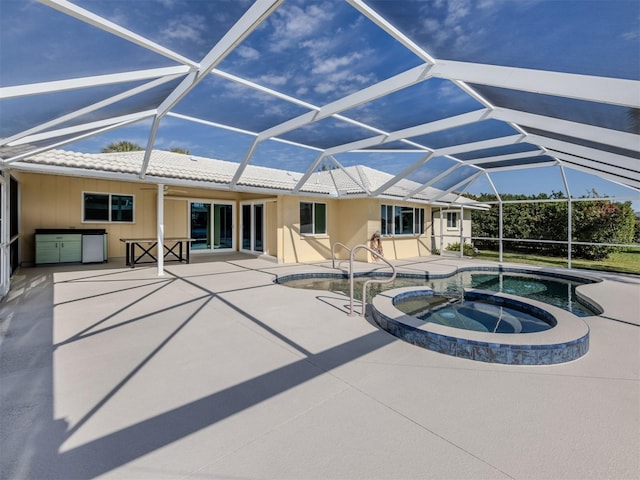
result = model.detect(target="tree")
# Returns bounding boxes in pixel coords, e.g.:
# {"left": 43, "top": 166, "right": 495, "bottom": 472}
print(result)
{"left": 101, "top": 141, "right": 143, "bottom": 153}
{"left": 469, "top": 193, "right": 634, "bottom": 261}
{"left": 169, "top": 147, "right": 190, "bottom": 155}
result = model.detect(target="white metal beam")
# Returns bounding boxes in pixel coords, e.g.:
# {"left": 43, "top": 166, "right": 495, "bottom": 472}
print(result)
{"left": 328, "top": 155, "right": 370, "bottom": 195}
{"left": 464, "top": 150, "right": 545, "bottom": 165}
{"left": 324, "top": 109, "right": 490, "bottom": 157}
{"left": 0, "top": 66, "right": 191, "bottom": 100}
{"left": 1, "top": 75, "right": 183, "bottom": 147}
{"left": 433, "top": 134, "right": 524, "bottom": 157}
{"left": 372, "top": 152, "right": 434, "bottom": 196}
{"left": 490, "top": 107, "right": 640, "bottom": 151}
{"left": 557, "top": 160, "right": 640, "bottom": 192}
{"left": 141, "top": 0, "right": 284, "bottom": 178}
{"left": 402, "top": 162, "right": 464, "bottom": 200}
{"left": 347, "top": 0, "right": 437, "bottom": 64}
{"left": 8, "top": 110, "right": 156, "bottom": 146}
{"left": 257, "top": 64, "right": 434, "bottom": 141}
{"left": 293, "top": 153, "right": 327, "bottom": 193}
{"left": 428, "top": 171, "right": 484, "bottom": 203}
{"left": 430, "top": 60, "right": 640, "bottom": 108}
{"left": 482, "top": 161, "right": 559, "bottom": 173}
{"left": 4, "top": 116, "right": 148, "bottom": 163}
{"left": 38, "top": 0, "right": 199, "bottom": 67}
{"left": 230, "top": 138, "right": 261, "bottom": 187}
{"left": 551, "top": 153, "right": 640, "bottom": 189}
{"left": 526, "top": 134, "right": 639, "bottom": 173}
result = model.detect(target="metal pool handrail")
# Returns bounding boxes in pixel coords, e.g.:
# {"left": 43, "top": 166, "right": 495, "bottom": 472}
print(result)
{"left": 332, "top": 242, "right": 352, "bottom": 269}
{"left": 349, "top": 244, "right": 397, "bottom": 317}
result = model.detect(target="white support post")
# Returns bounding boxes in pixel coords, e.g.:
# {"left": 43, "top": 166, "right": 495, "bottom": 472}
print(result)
{"left": 157, "top": 183, "right": 165, "bottom": 276}
{"left": 439, "top": 209, "right": 444, "bottom": 254}
{"left": 459, "top": 206, "right": 464, "bottom": 258}
{"left": 0, "top": 172, "right": 9, "bottom": 298}
{"left": 559, "top": 165, "right": 573, "bottom": 269}
{"left": 484, "top": 172, "right": 503, "bottom": 262}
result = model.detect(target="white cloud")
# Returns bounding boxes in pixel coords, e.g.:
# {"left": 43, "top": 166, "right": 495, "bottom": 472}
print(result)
{"left": 161, "top": 13, "right": 206, "bottom": 43}
{"left": 622, "top": 30, "right": 640, "bottom": 41}
{"left": 259, "top": 73, "right": 290, "bottom": 87}
{"left": 236, "top": 45, "right": 260, "bottom": 60}
{"left": 315, "top": 82, "right": 336, "bottom": 94}
{"left": 311, "top": 52, "right": 363, "bottom": 75}
{"left": 267, "top": 1, "right": 335, "bottom": 52}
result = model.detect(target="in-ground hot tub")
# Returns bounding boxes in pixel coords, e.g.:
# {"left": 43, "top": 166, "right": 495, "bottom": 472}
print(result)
{"left": 371, "top": 288, "right": 590, "bottom": 365}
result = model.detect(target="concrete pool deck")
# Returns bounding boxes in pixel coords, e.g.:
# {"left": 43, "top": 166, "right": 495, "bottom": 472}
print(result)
{"left": 1, "top": 254, "right": 638, "bottom": 479}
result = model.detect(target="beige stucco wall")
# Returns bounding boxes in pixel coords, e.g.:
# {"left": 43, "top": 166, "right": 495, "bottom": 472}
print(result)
{"left": 15, "top": 172, "right": 264, "bottom": 263}
{"left": 277, "top": 196, "right": 433, "bottom": 263}
{"left": 431, "top": 208, "right": 472, "bottom": 252}
{"left": 16, "top": 171, "right": 438, "bottom": 266}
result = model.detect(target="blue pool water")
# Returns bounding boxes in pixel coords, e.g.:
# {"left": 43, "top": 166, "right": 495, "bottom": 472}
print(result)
{"left": 394, "top": 292, "right": 553, "bottom": 333}
{"left": 277, "top": 270, "right": 600, "bottom": 317}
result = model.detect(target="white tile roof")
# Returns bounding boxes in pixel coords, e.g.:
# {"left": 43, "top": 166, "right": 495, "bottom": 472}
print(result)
{"left": 18, "top": 149, "right": 483, "bottom": 206}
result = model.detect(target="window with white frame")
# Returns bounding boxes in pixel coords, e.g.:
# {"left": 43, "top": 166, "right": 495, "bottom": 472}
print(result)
{"left": 381, "top": 204, "right": 424, "bottom": 236}
{"left": 446, "top": 211, "right": 458, "bottom": 229}
{"left": 83, "top": 192, "right": 134, "bottom": 223}
{"left": 300, "top": 202, "right": 327, "bottom": 235}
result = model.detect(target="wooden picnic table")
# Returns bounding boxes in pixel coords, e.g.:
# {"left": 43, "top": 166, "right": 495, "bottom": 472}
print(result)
{"left": 119, "top": 237, "right": 195, "bottom": 268}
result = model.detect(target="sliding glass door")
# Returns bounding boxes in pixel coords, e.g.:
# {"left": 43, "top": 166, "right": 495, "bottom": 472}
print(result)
{"left": 241, "top": 202, "right": 264, "bottom": 253}
{"left": 190, "top": 201, "right": 234, "bottom": 252}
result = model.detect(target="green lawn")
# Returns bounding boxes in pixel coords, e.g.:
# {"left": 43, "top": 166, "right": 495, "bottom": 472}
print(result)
{"left": 474, "top": 249, "right": 640, "bottom": 275}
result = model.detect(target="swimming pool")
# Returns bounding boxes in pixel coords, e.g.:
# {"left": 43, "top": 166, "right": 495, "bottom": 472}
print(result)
{"left": 276, "top": 267, "right": 595, "bottom": 364}
{"left": 277, "top": 269, "right": 601, "bottom": 317}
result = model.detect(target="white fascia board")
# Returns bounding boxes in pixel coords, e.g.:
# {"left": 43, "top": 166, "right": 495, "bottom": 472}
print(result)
{"left": 347, "top": 0, "right": 437, "bottom": 64}
{"left": 258, "top": 63, "right": 433, "bottom": 141}
{"left": 0, "top": 66, "right": 191, "bottom": 100}
{"left": 527, "top": 134, "right": 639, "bottom": 172}
{"left": 38, "top": 0, "right": 198, "bottom": 67}
{"left": 434, "top": 134, "right": 524, "bottom": 157}
{"left": 8, "top": 161, "right": 145, "bottom": 182}
{"left": 464, "top": 150, "right": 545, "bottom": 165}
{"left": 6, "top": 161, "right": 328, "bottom": 197}
{"left": 430, "top": 60, "right": 640, "bottom": 108}
{"left": 2, "top": 75, "right": 183, "bottom": 147}
{"left": 491, "top": 107, "right": 640, "bottom": 151}
{"left": 8, "top": 110, "right": 156, "bottom": 146}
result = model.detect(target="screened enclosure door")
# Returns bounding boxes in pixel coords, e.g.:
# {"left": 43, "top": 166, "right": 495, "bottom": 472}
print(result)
{"left": 241, "top": 202, "right": 264, "bottom": 253}
{"left": 190, "top": 202, "right": 234, "bottom": 252}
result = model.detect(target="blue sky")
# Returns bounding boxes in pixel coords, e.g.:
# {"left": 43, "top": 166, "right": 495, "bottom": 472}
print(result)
{"left": 1, "top": 0, "right": 639, "bottom": 206}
